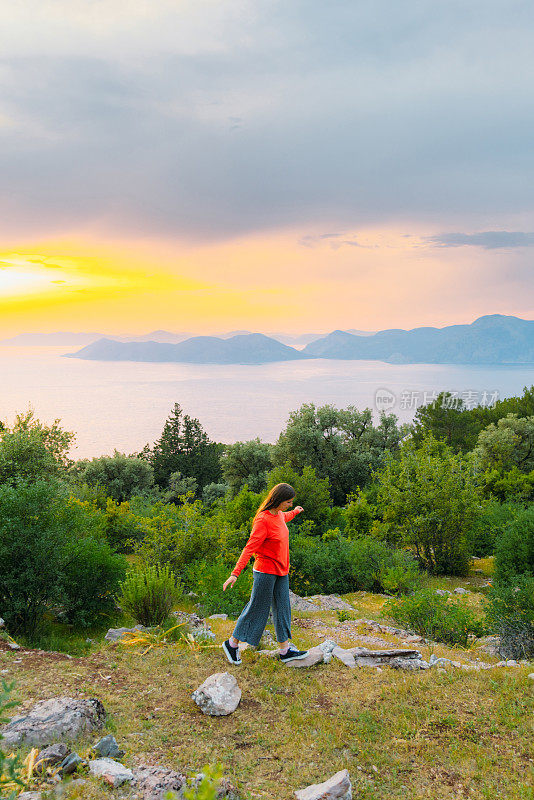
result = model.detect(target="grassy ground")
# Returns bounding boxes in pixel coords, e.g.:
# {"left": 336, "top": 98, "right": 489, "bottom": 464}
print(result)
{"left": 1, "top": 564, "right": 533, "bottom": 800}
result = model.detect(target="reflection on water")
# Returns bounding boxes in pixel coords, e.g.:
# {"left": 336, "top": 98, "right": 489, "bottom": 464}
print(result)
{"left": 1, "top": 345, "right": 533, "bottom": 458}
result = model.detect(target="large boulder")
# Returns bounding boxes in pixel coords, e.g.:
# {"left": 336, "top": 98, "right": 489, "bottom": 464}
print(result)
{"left": 295, "top": 769, "right": 352, "bottom": 799}
{"left": 1, "top": 697, "right": 106, "bottom": 748}
{"left": 192, "top": 673, "right": 241, "bottom": 716}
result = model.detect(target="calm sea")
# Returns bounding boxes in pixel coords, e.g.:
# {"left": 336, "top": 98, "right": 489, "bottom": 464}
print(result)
{"left": 2, "top": 345, "right": 533, "bottom": 459}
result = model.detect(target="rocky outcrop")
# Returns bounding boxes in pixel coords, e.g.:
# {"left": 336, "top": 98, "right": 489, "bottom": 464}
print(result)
{"left": 1, "top": 697, "right": 106, "bottom": 747}
{"left": 192, "top": 673, "right": 241, "bottom": 716}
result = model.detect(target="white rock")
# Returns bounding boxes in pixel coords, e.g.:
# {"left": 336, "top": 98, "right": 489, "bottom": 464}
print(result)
{"left": 435, "top": 589, "right": 451, "bottom": 596}
{"left": 0, "top": 617, "right": 4, "bottom": 628}
{"left": 192, "top": 673, "right": 241, "bottom": 716}
{"left": 208, "top": 614, "right": 228, "bottom": 620}
{"left": 295, "top": 768, "right": 352, "bottom": 799}
{"left": 332, "top": 646, "right": 356, "bottom": 668}
{"left": 89, "top": 758, "right": 134, "bottom": 787}
{"left": 319, "top": 640, "right": 338, "bottom": 663}
{"left": 453, "top": 587, "right": 469, "bottom": 595}
{"left": 528, "top": 673, "right": 534, "bottom": 680}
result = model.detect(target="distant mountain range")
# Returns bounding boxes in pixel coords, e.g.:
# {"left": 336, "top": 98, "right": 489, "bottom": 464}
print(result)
{"left": 302, "top": 314, "right": 534, "bottom": 364}
{"left": 61, "top": 315, "right": 534, "bottom": 365}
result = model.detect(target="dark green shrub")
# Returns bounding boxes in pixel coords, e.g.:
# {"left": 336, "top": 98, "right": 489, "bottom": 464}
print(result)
{"left": 385, "top": 589, "right": 486, "bottom": 647}
{"left": 61, "top": 535, "right": 127, "bottom": 626}
{"left": 289, "top": 535, "right": 355, "bottom": 595}
{"left": 467, "top": 500, "right": 524, "bottom": 557}
{"left": 119, "top": 564, "right": 182, "bottom": 626}
{"left": 493, "top": 505, "right": 534, "bottom": 582}
{"left": 73, "top": 451, "right": 155, "bottom": 502}
{"left": 289, "top": 534, "right": 420, "bottom": 596}
{"left": 185, "top": 561, "right": 253, "bottom": 617}
{"left": 0, "top": 481, "right": 70, "bottom": 635}
{"left": 0, "top": 481, "right": 128, "bottom": 636}
{"left": 485, "top": 575, "right": 534, "bottom": 659}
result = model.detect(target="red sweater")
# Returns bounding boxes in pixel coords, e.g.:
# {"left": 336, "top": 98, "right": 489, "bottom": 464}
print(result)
{"left": 231, "top": 508, "right": 302, "bottom": 577}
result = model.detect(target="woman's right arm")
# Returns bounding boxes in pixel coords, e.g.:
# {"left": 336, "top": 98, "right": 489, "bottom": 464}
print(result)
{"left": 229, "top": 516, "right": 268, "bottom": 578}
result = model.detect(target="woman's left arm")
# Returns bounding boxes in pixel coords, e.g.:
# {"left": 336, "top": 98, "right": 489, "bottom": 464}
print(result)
{"left": 283, "top": 506, "right": 303, "bottom": 521}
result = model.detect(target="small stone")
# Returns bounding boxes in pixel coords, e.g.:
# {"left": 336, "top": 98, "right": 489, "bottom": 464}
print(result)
{"left": 437, "top": 668, "right": 446, "bottom": 674}
{"left": 34, "top": 743, "right": 71, "bottom": 773}
{"left": 289, "top": 591, "right": 318, "bottom": 612}
{"left": 89, "top": 758, "right": 134, "bottom": 787}
{"left": 192, "top": 673, "right": 241, "bottom": 716}
{"left": 453, "top": 587, "right": 469, "bottom": 595}
{"left": 505, "top": 659, "right": 519, "bottom": 666}
{"left": 7, "top": 640, "right": 21, "bottom": 650}
{"left": 295, "top": 768, "right": 352, "bottom": 799}
{"left": 92, "top": 734, "right": 124, "bottom": 759}
{"left": 208, "top": 614, "right": 228, "bottom": 620}
{"left": 17, "top": 793, "right": 42, "bottom": 800}
{"left": 319, "top": 640, "right": 338, "bottom": 663}
{"left": 528, "top": 673, "right": 534, "bottom": 680}
{"left": 435, "top": 589, "right": 451, "bottom": 596}
{"left": 0, "top": 617, "right": 4, "bottom": 628}
{"left": 60, "top": 752, "right": 84, "bottom": 775}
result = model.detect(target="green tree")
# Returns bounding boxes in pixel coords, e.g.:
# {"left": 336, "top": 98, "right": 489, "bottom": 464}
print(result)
{"left": 72, "top": 450, "right": 155, "bottom": 502}
{"left": 164, "top": 471, "right": 198, "bottom": 503}
{"left": 273, "top": 402, "right": 408, "bottom": 504}
{"left": 0, "top": 409, "right": 75, "bottom": 484}
{"left": 411, "top": 391, "right": 480, "bottom": 452}
{"left": 142, "top": 404, "right": 223, "bottom": 494}
{"left": 493, "top": 505, "right": 534, "bottom": 583}
{"left": 375, "top": 434, "right": 485, "bottom": 575}
{"left": 474, "top": 413, "right": 534, "bottom": 473}
{"left": 220, "top": 438, "right": 273, "bottom": 495}
{"left": 266, "top": 462, "right": 331, "bottom": 530}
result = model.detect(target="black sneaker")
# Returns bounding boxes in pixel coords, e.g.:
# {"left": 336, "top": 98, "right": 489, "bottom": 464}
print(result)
{"left": 279, "top": 646, "right": 308, "bottom": 663}
{"left": 222, "top": 639, "right": 242, "bottom": 665}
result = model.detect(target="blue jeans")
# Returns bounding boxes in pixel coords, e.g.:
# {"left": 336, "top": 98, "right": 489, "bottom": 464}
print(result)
{"left": 232, "top": 571, "right": 291, "bottom": 647}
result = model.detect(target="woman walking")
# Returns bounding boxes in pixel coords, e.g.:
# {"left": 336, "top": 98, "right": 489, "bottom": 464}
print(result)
{"left": 222, "top": 483, "right": 309, "bottom": 665}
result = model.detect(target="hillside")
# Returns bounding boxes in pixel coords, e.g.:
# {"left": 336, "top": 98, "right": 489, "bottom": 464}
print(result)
{"left": 1, "top": 570, "right": 532, "bottom": 800}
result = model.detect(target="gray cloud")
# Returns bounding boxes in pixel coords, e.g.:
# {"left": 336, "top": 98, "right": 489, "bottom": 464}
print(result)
{"left": 1, "top": 1, "right": 534, "bottom": 242}
{"left": 425, "top": 232, "right": 534, "bottom": 249}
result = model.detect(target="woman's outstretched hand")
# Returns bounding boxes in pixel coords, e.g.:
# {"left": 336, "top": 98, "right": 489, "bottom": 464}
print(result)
{"left": 294, "top": 505, "right": 304, "bottom": 513}
{"left": 223, "top": 575, "right": 237, "bottom": 591}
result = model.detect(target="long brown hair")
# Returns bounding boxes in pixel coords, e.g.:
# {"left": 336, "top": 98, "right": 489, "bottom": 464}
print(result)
{"left": 254, "top": 483, "right": 296, "bottom": 520}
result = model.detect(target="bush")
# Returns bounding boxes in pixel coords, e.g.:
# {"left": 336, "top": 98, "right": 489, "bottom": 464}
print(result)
{"left": 289, "top": 534, "right": 420, "bottom": 596}
{"left": 0, "top": 481, "right": 128, "bottom": 636}
{"left": 185, "top": 561, "right": 253, "bottom": 617}
{"left": 60, "top": 535, "right": 127, "bottom": 626}
{"left": 385, "top": 589, "right": 486, "bottom": 647}
{"left": 485, "top": 575, "right": 534, "bottom": 659}
{"left": 350, "top": 537, "right": 420, "bottom": 594}
{"left": 119, "top": 564, "right": 182, "bottom": 626}
{"left": 289, "top": 535, "right": 355, "bottom": 595}
{"left": 466, "top": 500, "right": 524, "bottom": 557}
{"left": 493, "top": 505, "right": 534, "bottom": 583}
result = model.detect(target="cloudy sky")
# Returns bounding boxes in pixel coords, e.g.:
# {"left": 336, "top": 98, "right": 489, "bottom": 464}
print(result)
{"left": 1, "top": 0, "right": 533, "bottom": 335}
